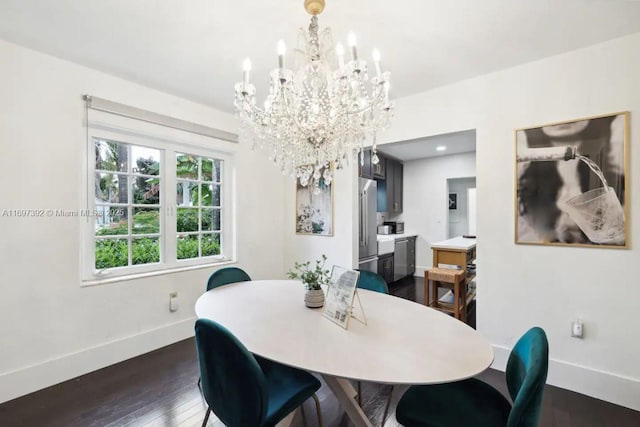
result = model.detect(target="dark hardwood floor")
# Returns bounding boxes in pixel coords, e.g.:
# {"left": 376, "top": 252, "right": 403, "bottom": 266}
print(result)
{"left": 1, "top": 277, "right": 638, "bottom": 427}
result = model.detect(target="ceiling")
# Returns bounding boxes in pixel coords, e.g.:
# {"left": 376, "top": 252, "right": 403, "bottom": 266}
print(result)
{"left": 379, "top": 130, "right": 476, "bottom": 161}
{"left": 1, "top": 1, "right": 640, "bottom": 113}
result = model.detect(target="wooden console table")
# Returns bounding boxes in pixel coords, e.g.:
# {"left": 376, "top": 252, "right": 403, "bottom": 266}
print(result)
{"left": 426, "top": 237, "right": 476, "bottom": 322}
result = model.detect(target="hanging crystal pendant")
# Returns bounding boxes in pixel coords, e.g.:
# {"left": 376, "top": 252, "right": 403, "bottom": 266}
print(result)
{"left": 233, "top": 0, "right": 393, "bottom": 189}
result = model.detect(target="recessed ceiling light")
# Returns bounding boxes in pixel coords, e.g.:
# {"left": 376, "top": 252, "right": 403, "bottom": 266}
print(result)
{"left": 436, "top": 146, "right": 447, "bottom": 151}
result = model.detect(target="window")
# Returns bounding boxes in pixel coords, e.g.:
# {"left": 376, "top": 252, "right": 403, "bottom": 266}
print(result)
{"left": 176, "top": 153, "right": 223, "bottom": 260}
{"left": 84, "top": 133, "right": 233, "bottom": 283}
{"left": 94, "top": 140, "right": 162, "bottom": 269}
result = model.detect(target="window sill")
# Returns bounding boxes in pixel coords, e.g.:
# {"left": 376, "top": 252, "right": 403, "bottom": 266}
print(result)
{"left": 81, "top": 259, "right": 237, "bottom": 287}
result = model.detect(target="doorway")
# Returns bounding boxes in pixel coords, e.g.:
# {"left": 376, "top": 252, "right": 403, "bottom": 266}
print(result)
{"left": 447, "top": 177, "right": 477, "bottom": 238}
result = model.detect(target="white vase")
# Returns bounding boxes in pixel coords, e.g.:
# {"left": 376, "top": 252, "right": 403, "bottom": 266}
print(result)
{"left": 304, "top": 288, "right": 325, "bottom": 308}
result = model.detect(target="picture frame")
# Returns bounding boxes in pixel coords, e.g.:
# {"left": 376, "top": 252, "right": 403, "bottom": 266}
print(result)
{"left": 322, "top": 266, "right": 360, "bottom": 329}
{"left": 515, "top": 111, "right": 629, "bottom": 249}
{"left": 295, "top": 164, "right": 334, "bottom": 236}
{"left": 448, "top": 193, "right": 458, "bottom": 210}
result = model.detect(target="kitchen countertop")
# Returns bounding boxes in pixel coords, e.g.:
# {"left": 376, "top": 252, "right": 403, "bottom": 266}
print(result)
{"left": 431, "top": 236, "right": 476, "bottom": 251}
{"left": 377, "top": 232, "right": 418, "bottom": 241}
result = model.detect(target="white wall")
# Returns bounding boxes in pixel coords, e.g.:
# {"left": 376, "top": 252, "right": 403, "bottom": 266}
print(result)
{"left": 398, "top": 153, "right": 476, "bottom": 277}
{"left": 378, "top": 33, "right": 640, "bottom": 410}
{"left": 0, "top": 39, "right": 287, "bottom": 403}
{"left": 467, "top": 188, "right": 477, "bottom": 235}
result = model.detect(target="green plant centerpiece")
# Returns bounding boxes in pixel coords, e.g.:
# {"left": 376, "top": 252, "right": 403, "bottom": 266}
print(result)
{"left": 287, "top": 254, "right": 331, "bottom": 308}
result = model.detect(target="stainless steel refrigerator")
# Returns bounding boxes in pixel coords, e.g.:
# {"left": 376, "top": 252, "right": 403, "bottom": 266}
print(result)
{"left": 358, "top": 178, "right": 378, "bottom": 273}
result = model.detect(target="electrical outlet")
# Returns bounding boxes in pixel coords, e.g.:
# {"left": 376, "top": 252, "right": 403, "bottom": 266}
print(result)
{"left": 571, "top": 319, "right": 584, "bottom": 338}
{"left": 169, "top": 292, "right": 179, "bottom": 312}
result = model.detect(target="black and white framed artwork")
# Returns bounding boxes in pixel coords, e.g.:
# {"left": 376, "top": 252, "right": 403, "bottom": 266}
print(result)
{"left": 448, "top": 193, "right": 458, "bottom": 210}
{"left": 515, "top": 112, "right": 629, "bottom": 248}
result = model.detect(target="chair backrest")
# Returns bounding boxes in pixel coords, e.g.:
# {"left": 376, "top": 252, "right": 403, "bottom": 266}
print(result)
{"left": 356, "top": 270, "right": 389, "bottom": 294}
{"left": 195, "top": 318, "right": 268, "bottom": 427}
{"left": 206, "top": 267, "right": 251, "bottom": 291}
{"left": 506, "top": 327, "right": 549, "bottom": 427}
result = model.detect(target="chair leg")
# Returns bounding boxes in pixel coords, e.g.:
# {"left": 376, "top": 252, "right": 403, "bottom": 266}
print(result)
{"left": 357, "top": 381, "right": 362, "bottom": 406}
{"left": 311, "top": 393, "right": 323, "bottom": 427}
{"left": 300, "top": 401, "right": 308, "bottom": 427}
{"left": 381, "top": 385, "right": 394, "bottom": 426}
{"left": 202, "top": 407, "right": 211, "bottom": 427}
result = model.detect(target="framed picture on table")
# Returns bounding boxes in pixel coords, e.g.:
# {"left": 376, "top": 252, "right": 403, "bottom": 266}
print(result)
{"left": 323, "top": 266, "right": 360, "bottom": 329}
{"left": 515, "top": 112, "right": 629, "bottom": 248}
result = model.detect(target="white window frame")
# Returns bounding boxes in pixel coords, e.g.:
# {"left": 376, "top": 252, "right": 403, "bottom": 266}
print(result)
{"left": 81, "top": 125, "right": 236, "bottom": 285}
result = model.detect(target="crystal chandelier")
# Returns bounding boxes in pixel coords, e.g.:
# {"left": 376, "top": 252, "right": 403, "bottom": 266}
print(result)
{"left": 234, "top": 0, "right": 393, "bottom": 191}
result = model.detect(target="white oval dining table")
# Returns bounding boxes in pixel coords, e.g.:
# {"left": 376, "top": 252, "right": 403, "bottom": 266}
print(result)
{"left": 195, "top": 280, "right": 493, "bottom": 427}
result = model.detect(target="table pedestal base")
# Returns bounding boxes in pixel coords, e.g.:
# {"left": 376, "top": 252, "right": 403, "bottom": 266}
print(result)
{"left": 322, "top": 375, "right": 374, "bottom": 427}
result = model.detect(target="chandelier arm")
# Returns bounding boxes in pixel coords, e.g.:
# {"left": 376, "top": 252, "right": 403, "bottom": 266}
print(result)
{"left": 240, "top": 94, "right": 267, "bottom": 118}
{"left": 333, "top": 86, "right": 387, "bottom": 120}
{"left": 280, "top": 87, "right": 314, "bottom": 139}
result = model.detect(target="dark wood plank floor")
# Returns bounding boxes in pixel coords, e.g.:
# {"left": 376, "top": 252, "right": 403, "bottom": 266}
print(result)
{"left": 1, "top": 277, "right": 638, "bottom": 427}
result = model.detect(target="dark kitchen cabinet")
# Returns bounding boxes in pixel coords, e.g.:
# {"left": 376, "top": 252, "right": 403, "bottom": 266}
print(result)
{"left": 392, "top": 161, "right": 403, "bottom": 213}
{"left": 358, "top": 149, "right": 373, "bottom": 179}
{"left": 378, "top": 252, "right": 394, "bottom": 284}
{"left": 387, "top": 161, "right": 404, "bottom": 213}
{"left": 378, "top": 157, "right": 403, "bottom": 213}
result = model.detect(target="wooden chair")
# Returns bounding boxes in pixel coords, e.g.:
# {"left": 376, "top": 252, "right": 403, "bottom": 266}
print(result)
{"left": 425, "top": 267, "right": 467, "bottom": 322}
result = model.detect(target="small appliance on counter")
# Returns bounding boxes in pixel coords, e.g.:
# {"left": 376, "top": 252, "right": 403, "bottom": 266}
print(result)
{"left": 377, "top": 225, "right": 392, "bottom": 235}
{"left": 383, "top": 221, "right": 405, "bottom": 234}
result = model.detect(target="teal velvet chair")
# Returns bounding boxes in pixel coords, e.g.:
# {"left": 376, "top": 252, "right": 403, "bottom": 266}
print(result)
{"left": 396, "top": 327, "right": 549, "bottom": 427}
{"left": 356, "top": 269, "right": 390, "bottom": 294}
{"left": 198, "top": 267, "right": 252, "bottom": 391}
{"left": 355, "top": 270, "right": 393, "bottom": 420}
{"left": 206, "top": 267, "right": 251, "bottom": 291}
{"left": 195, "top": 318, "right": 323, "bottom": 427}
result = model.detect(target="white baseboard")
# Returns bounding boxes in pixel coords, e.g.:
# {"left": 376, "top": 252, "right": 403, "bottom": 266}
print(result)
{"left": 415, "top": 266, "right": 429, "bottom": 278}
{"left": 0, "top": 317, "right": 196, "bottom": 404}
{"left": 491, "top": 345, "right": 640, "bottom": 412}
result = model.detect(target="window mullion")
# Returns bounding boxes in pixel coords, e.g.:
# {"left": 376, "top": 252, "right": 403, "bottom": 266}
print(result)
{"left": 127, "top": 144, "right": 133, "bottom": 267}
{"left": 85, "top": 138, "right": 97, "bottom": 279}
{"left": 165, "top": 150, "right": 177, "bottom": 265}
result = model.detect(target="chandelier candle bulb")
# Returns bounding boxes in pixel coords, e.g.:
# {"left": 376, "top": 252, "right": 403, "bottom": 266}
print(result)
{"left": 242, "top": 58, "right": 251, "bottom": 91}
{"left": 277, "top": 39, "right": 286, "bottom": 71}
{"left": 348, "top": 32, "right": 358, "bottom": 61}
{"left": 372, "top": 48, "right": 382, "bottom": 78}
{"left": 336, "top": 43, "right": 345, "bottom": 72}
{"left": 384, "top": 81, "right": 390, "bottom": 104}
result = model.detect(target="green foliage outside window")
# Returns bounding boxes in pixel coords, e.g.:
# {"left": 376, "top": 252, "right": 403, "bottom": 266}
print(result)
{"left": 94, "top": 146, "right": 222, "bottom": 269}
{"left": 95, "top": 239, "right": 128, "bottom": 269}
{"left": 95, "top": 237, "right": 161, "bottom": 269}
{"left": 96, "top": 210, "right": 220, "bottom": 268}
